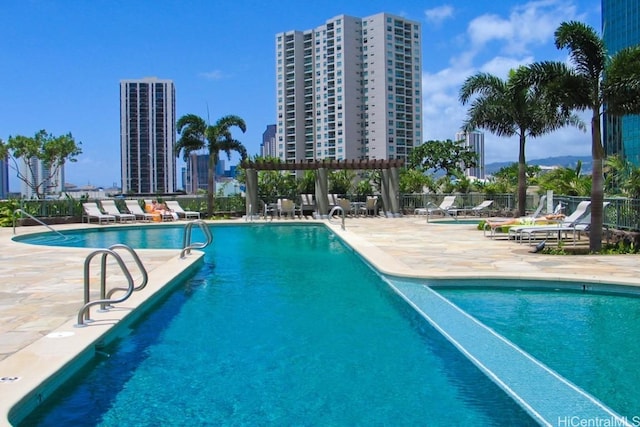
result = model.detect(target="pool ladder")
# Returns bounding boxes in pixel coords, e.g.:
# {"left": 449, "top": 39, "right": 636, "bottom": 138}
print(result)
{"left": 76, "top": 244, "right": 148, "bottom": 327}
{"left": 328, "top": 206, "right": 346, "bottom": 230}
{"left": 75, "top": 221, "right": 212, "bottom": 326}
{"left": 181, "top": 219, "right": 213, "bottom": 258}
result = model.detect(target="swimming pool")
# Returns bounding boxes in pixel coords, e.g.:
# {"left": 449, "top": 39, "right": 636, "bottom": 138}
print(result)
{"left": 435, "top": 285, "right": 640, "bottom": 420}
{"left": 10, "top": 224, "right": 635, "bottom": 425}
{"left": 16, "top": 225, "right": 536, "bottom": 426}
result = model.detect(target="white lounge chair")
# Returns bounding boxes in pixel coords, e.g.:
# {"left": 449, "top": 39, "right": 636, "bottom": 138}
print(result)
{"left": 510, "top": 201, "right": 593, "bottom": 243}
{"left": 82, "top": 202, "right": 116, "bottom": 225}
{"left": 100, "top": 200, "right": 136, "bottom": 223}
{"left": 483, "top": 195, "right": 549, "bottom": 238}
{"left": 415, "top": 195, "right": 456, "bottom": 217}
{"left": 165, "top": 200, "right": 200, "bottom": 219}
{"left": 124, "top": 200, "right": 155, "bottom": 222}
{"left": 451, "top": 200, "right": 494, "bottom": 217}
{"left": 299, "top": 194, "right": 316, "bottom": 216}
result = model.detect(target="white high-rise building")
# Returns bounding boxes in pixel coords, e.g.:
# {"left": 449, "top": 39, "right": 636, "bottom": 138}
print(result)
{"left": 19, "top": 157, "right": 64, "bottom": 199}
{"left": 455, "top": 130, "right": 485, "bottom": 179}
{"left": 120, "top": 77, "right": 176, "bottom": 194}
{"left": 275, "top": 13, "right": 422, "bottom": 163}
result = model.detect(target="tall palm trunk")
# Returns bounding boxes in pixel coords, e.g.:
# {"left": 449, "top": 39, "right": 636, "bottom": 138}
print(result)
{"left": 517, "top": 132, "right": 527, "bottom": 216}
{"left": 590, "top": 106, "right": 604, "bottom": 252}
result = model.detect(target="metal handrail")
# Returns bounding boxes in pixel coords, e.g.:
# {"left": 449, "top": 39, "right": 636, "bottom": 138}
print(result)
{"left": 105, "top": 244, "right": 149, "bottom": 299}
{"left": 76, "top": 248, "right": 136, "bottom": 327}
{"left": 181, "top": 219, "right": 213, "bottom": 258}
{"left": 12, "top": 208, "right": 68, "bottom": 239}
{"left": 328, "top": 206, "right": 346, "bottom": 230}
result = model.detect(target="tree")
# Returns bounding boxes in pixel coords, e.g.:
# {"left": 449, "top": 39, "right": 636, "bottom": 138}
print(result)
{"left": 1, "top": 130, "right": 82, "bottom": 199}
{"left": 399, "top": 168, "right": 432, "bottom": 193}
{"left": 538, "top": 162, "right": 592, "bottom": 197}
{"left": 409, "top": 139, "right": 477, "bottom": 178}
{"left": 176, "top": 114, "right": 247, "bottom": 217}
{"left": 518, "top": 21, "right": 640, "bottom": 251}
{"left": 459, "top": 69, "right": 584, "bottom": 216}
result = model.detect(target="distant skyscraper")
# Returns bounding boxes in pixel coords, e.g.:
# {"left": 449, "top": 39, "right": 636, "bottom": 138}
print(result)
{"left": 120, "top": 77, "right": 176, "bottom": 194}
{"left": 185, "top": 153, "right": 208, "bottom": 194}
{"left": 261, "top": 124, "right": 277, "bottom": 157}
{"left": 603, "top": 0, "right": 640, "bottom": 165}
{"left": 275, "top": 13, "right": 422, "bottom": 163}
{"left": 0, "top": 155, "right": 9, "bottom": 199}
{"left": 19, "top": 157, "right": 64, "bottom": 198}
{"left": 455, "top": 130, "right": 485, "bottom": 179}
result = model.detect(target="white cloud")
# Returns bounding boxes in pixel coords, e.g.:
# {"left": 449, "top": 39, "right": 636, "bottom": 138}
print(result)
{"left": 467, "top": 0, "right": 581, "bottom": 58}
{"left": 422, "top": 0, "right": 591, "bottom": 162}
{"left": 199, "top": 70, "right": 226, "bottom": 80}
{"left": 479, "top": 55, "right": 534, "bottom": 79}
{"left": 424, "top": 5, "right": 454, "bottom": 25}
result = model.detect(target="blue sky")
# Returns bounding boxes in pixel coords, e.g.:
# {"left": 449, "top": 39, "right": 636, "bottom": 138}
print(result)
{"left": 1, "top": 0, "right": 601, "bottom": 190}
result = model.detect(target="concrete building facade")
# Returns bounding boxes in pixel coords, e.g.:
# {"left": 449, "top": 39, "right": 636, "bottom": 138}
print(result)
{"left": 120, "top": 77, "right": 176, "bottom": 194}
{"left": 275, "top": 13, "right": 422, "bottom": 164}
{"left": 19, "top": 157, "right": 64, "bottom": 199}
{"left": 455, "top": 130, "right": 485, "bottom": 179}
{"left": 261, "top": 124, "right": 277, "bottom": 158}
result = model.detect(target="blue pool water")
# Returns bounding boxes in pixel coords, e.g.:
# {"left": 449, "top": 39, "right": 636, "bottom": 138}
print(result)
{"left": 17, "top": 225, "right": 535, "bottom": 426}
{"left": 436, "top": 286, "right": 640, "bottom": 420}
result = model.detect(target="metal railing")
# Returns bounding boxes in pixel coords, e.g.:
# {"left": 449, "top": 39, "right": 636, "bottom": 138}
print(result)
{"left": 13, "top": 209, "right": 69, "bottom": 240}
{"left": 76, "top": 244, "right": 147, "bottom": 327}
{"left": 181, "top": 219, "right": 213, "bottom": 258}
{"left": 328, "top": 206, "right": 346, "bottom": 230}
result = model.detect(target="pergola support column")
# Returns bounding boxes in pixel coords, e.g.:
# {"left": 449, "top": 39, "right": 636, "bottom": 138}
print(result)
{"left": 244, "top": 168, "right": 259, "bottom": 220}
{"left": 315, "top": 168, "right": 329, "bottom": 219}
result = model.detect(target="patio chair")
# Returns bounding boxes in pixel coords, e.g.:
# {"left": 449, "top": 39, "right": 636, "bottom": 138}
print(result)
{"left": 451, "top": 200, "right": 494, "bottom": 217}
{"left": 515, "top": 201, "right": 607, "bottom": 245}
{"left": 359, "top": 196, "right": 379, "bottom": 217}
{"left": 82, "top": 202, "right": 116, "bottom": 225}
{"left": 509, "top": 201, "right": 593, "bottom": 243}
{"left": 277, "top": 198, "right": 298, "bottom": 219}
{"left": 483, "top": 195, "right": 550, "bottom": 238}
{"left": 125, "top": 200, "right": 155, "bottom": 222}
{"left": 299, "top": 194, "right": 316, "bottom": 216}
{"left": 415, "top": 195, "right": 456, "bottom": 217}
{"left": 100, "top": 200, "right": 136, "bottom": 223}
{"left": 261, "top": 200, "right": 277, "bottom": 220}
{"left": 165, "top": 200, "right": 200, "bottom": 220}
{"left": 144, "top": 200, "right": 175, "bottom": 222}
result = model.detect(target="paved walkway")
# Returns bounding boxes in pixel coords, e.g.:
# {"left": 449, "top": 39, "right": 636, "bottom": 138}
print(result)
{"left": 0, "top": 217, "right": 638, "bottom": 425}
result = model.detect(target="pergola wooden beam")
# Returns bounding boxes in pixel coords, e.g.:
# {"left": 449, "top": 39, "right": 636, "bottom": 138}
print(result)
{"left": 240, "top": 158, "right": 404, "bottom": 171}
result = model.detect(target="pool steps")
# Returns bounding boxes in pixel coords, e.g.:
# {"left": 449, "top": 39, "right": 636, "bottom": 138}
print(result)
{"left": 386, "top": 279, "right": 632, "bottom": 427}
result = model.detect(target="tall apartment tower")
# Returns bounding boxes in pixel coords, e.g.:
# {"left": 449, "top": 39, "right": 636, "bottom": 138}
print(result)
{"left": 275, "top": 13, "right": 422, "bottom": 163}
{"left": 19, "top": 158, "right": 64, "bottom": 198}
{"left": 603, "top": 0, "right": 640, "bottom": 165}
{"left": 120, "top": 77, "right": 176, "bottom": 194}
{"left": 0, "top": 156, "right": 8, "bottom": 199}
{"left": 261, "top": 124, "right": 277, "bottom": 158}
{"left": 455, "top": 130, "right": 485, "bottom": 179}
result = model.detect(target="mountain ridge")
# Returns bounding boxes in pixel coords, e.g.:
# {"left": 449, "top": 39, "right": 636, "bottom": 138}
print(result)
{"left": 485, "top": 155, "right": 592, "bottom": 175}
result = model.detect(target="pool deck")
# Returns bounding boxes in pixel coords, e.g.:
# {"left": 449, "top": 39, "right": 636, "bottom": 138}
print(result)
{"left": 1, "top": 217, "right": 639, "bottom": 425}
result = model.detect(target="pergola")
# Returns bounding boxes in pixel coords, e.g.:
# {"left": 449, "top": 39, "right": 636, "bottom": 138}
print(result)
{"left": 241, "top": 159, "right": 404, "bottom": 219}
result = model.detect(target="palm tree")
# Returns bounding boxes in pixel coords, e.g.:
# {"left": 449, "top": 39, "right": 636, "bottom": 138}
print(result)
{"left": 459, "top": 70, "right": 584, "bottom": 216}
{"left": 518, "top": 21, "right": 640, "bottom": 252}
{"left": 176, "top": 114, "right": 247, "bottom": 217}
